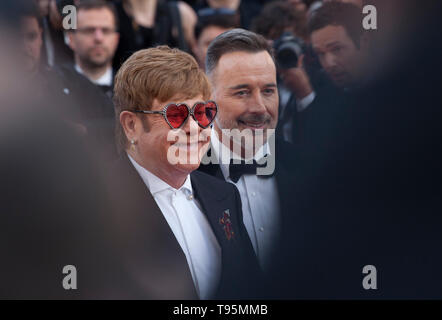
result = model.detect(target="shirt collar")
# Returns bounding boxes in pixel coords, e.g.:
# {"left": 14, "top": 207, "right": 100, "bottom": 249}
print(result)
{"left": 74, "top": 64, "right": 113, "bottom": 86}
{"left": 127, "top": 153, "right": 193, "bottom": 195}
{"left": 210, "top": 129, "right": 272, "bottom": 180}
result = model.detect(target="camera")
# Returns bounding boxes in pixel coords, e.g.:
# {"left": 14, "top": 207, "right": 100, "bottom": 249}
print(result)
{"left": 273, "top": 32, "right": 305, "bottom": 69}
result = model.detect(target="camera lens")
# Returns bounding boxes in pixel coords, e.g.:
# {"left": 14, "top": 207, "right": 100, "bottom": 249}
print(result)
{"left": 276, "top": 46, "right": 299, "bottom": 69}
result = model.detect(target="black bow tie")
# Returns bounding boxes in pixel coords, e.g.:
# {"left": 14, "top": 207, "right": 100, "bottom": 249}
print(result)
{"left": 228, "top": 159, "right": 273, "bottom": 183}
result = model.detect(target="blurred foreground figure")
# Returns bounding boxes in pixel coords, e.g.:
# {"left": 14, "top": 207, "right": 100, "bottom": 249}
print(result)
{"left": 285, "top": 0, "right": 442, "bottom": 298}
{"left": 0, "top": 1, "right": 195, "bottom": 299}
{"left": 66, "top": 0, "right": 120, "bottom": 97}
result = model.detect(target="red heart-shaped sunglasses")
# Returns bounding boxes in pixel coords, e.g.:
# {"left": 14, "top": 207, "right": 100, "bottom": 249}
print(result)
{"left": 131, "top": 100, "right": 218, "bottom": 129}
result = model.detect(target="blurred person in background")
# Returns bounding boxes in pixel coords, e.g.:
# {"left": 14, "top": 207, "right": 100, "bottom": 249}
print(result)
{"left": 192, "top": 0, "right": 263, "bottom": 30}
{"left": 34, "top": 0, "right": 75, "bottom": 66}
{"left": 67, "top": 0, "right": 120, "bottom": 97}
{"left": 324, "top": 0, "right": 363, "bottom": 7}
{"left": 251, "top": 0, "right": 318, "bottom": 144}
{"left": 47, "top": 0, "right": 119, "bottom": 158}
{"left": 286, "top": 0, "right": 308, "bottom": 13}
{"left": 251, "top": 0, "right": 308, "bottom": 41}
{"left": 192, "top": 7, "right": 240, "bottom": 68}
{"left": 110, "top": 45, "right": 262, "bottom": 299}
{"left": 112, "top": 0, "right": 197, "bottom": 69}
{"left": 309, "top": 1, "right": 369, "bottom": 90}
{"left": 20, "top": 4, "right": 44, "bottom": 77}
{"left": 279, "top": 1, "right": 369, "bottom": 146}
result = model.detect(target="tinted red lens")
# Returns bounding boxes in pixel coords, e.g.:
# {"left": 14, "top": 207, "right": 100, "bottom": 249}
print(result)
{"left": 166, "top": 104, "right": 189, "bottom": 128}
{"left": 194, "top": 101, "right": 217, "bottom": 127}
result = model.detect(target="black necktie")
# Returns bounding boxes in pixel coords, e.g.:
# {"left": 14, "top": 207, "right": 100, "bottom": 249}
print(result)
{"left": 228, "top": 159, "right": 273, "bottom": 183}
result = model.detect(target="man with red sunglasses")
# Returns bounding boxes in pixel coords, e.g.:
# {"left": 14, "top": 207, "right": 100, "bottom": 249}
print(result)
{"left": 107, "top": 46, "right": 263, "bottom": 299}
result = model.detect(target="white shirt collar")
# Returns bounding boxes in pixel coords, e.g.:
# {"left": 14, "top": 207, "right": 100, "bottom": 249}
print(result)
{"left": 74, "top": 64, "right": 113, "bottom": 86}
{"left": 127, "top": 153, "right": 193, "bottom": 195}
{"left": 210, "top": 129, "right": 271, "bottom": 180}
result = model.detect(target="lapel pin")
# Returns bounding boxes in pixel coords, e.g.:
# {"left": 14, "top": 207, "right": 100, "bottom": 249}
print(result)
{"left": 219, "top": 209, "right": 235, "bottom": 240}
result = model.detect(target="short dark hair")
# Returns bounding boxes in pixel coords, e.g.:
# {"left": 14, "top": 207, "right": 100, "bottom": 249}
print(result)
{"left": 205, "top": 28, "right": 274, "bottom": 75}
{"left": 194, "top": 12, "right": 240, "bottom": 40}
{"left": 308, "top": 1, "right": 363, "bottom": 48}
{"left": 74, "top": 0, "right": 119, "bottom": 31}
{"left": 19, "top": 0, "right": 42, "bottom": 28}
{"left": 251, "top": 1, "right": 307, "bottom": 40}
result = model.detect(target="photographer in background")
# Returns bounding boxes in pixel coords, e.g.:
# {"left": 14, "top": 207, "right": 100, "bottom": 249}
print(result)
{"left": 278, "top": 1, "right": 370, "bottom": 146}
{"left": 251, "top": 1, "right": 321, "bottom": 144}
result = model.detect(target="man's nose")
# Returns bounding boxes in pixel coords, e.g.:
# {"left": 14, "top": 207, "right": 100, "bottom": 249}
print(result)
{"left": 249, "top": 90, "right": 268, "bottom": 114}
{"left": 324, "top": 52, "right": 337, "bottom": 69}
{"left": 93, "top": 28, "right": 104, "bottom": 41}
{"left": 21, "top": 40, "right": 32, "bottom": 55}
{"left": 182, "top": 116, "right": 201, "bottom": 135}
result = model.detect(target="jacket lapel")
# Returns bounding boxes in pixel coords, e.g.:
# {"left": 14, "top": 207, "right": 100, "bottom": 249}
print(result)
{"left": 191, "top": 171, "right": 264, "bottom": 298}
{"left": 198, "top": 143, "right": 225, "bottom": 180}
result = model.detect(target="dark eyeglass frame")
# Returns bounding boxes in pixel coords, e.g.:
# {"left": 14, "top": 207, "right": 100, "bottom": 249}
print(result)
{"left": 131, "top": 100, "right": 218, "bottom": 129}
{"left": 75, "top": 27, "right": 118, "bottom": 36}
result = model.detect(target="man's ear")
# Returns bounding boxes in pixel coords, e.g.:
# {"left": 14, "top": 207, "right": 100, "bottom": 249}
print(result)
{"left": 120, "top": 111, "right": 141, "bottom": 142}
{"left": 67, "top": 31, "right": 75, "bottom": 51}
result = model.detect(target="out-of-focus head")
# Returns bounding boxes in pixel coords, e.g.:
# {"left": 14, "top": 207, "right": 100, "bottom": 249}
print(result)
{"left": 19, "top": 1, "right": 43, "bottom": 74}
{"left": 309, "top": 1, "right": 368, "bottom": 88}
{"left": 206, "top": 29, "right": 278, "bottom": 155}
{"left": 193, "top": 8, "right": 240, "bottom": 68}
{"left": 251, "top": 0, "right": 307, "bottom": 41}
{"left": 207, "top": 0, "right": 240, "bottom": 10}
{"left": 67, "top": 0, "right": 119, "bottom": 70}
{"left": 323, "top": 0, "right": 364, "bottom": 8}
{"left": 34, "top": 0, "right": 50, "bottom": 17}
{"left": 287, "top": 0, "right": 308, "bottom": 14}
{"left": 115, "top": 46, "right": 212, "bottom": 175}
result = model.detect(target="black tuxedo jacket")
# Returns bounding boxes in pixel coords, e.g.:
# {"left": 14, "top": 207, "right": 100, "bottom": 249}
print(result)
{"left": 104, "top": 155, "right": 263, "bottom": 299}
{"left": 197, "top": 140, "right": 300, "bottom": 297}
{"left": 198, "top": 140, "right": 296, "bottom": 230}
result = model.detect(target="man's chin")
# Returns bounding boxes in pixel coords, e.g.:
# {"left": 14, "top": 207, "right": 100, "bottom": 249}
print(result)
{"left": 87, "top": 57, "right": 111, "bottom": 68}
{"left": 174, "top": 162, "right": 201, "bottom": 174}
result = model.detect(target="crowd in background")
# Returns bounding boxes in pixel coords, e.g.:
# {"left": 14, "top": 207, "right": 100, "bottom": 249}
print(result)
{"left": 17, "top": 0, "right": 371, "bottom": 159}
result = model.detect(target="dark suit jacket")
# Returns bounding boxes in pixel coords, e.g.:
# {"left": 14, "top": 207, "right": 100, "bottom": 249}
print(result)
{"left": 104, "top": 155, "right": 263, "bottom": 299}
{"left": 48, "top": 64, "right": 117, "bottom": 158}
{"left": 197, "top": 140, "right": 298, "bottom": 298}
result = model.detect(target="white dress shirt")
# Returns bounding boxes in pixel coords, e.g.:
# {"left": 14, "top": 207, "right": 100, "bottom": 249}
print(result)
{"left": 74, "top": 64, "right": 113, "bottom": 86}
{"left": 210, "top": 131, "right": 281, "bottom": 271}
{"left": 128, "top": 154, "right": 221, "bottom": 299}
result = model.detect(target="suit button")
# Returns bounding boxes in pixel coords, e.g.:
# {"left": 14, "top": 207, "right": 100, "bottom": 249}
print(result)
{"left": 251, "top": 192, "right": 256, "bottom": 197}
{"left": 259, "top": 227, "right": 264, "bottom": 232}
